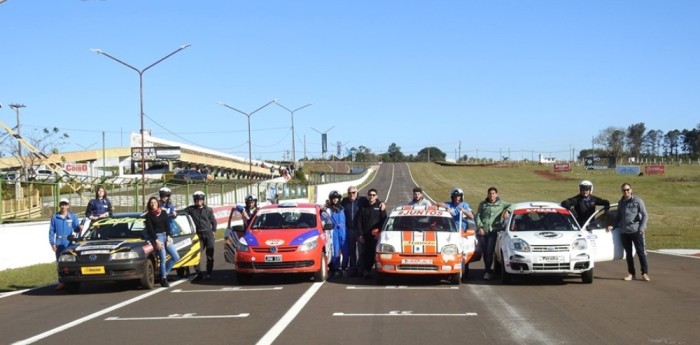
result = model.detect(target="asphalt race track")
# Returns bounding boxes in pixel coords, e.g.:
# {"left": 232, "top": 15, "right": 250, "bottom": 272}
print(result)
{"left": 3, "top": 163, "right": 699, "bottom": 345}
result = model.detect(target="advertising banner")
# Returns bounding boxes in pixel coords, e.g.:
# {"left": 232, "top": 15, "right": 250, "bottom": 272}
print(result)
{"left": 644, "top": 165, "right": 666, "bottom": 175}
{"left": 553, "top": 163, "right": 572, "bottom": 172}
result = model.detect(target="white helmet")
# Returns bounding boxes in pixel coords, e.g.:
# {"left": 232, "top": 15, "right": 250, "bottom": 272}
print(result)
{"left": 192, "top": 190, "right": 205, "bottom": 202}
{"left": 159, "top": 187, "right": 172, "bottom": 197}
{"left": 450, "top": 187, "right": 464, "bottom": 198}
{"left": 579, "top": 180, "right": 593, "bottom": 193}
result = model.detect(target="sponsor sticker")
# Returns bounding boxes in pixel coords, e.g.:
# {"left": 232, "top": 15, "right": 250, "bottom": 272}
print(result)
{"left": 537, "top": 256, "right": 564, "bottom": 263}
{"left": 401, "top": 259, "right": 432, "bottom": 264}
{"left": 402, "top": 241, "right": 436, "bottom": 246}
{"left": 81, "top": 266, "right": 105, "bottom": 275}
{"left": 266, "top": 239, "right": 285, "bottom": 246}
{"left": 80, "top": 250, "right": 110, "bottom": 255}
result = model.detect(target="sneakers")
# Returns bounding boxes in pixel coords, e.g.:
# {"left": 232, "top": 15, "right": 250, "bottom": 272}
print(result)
{"left": 483, "top": 272, "right": 492, "bottom": 280}
{"left": 642, "top": 273, "right": 651, "bottom": 282}
{"left": 623, "top": 274, "right": 634, "bottom": 281}
{"left": 160, "top": 278, "right": 170, "bottom": 288}
{"left": 54, "top": 283, "right": 65, "bottom": 290}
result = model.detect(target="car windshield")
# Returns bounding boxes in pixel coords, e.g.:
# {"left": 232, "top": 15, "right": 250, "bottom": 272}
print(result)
{"left": 251, "top": 210, "right": 317, "bottom": 229}
{"left": 510, "top": 211, "right": 578, "bottom": 231}
{"left": 384, "top": 216, "right": 457, "bottom": 232}
{"left": 81, "top": 216, "right": 185, "bottom": 240}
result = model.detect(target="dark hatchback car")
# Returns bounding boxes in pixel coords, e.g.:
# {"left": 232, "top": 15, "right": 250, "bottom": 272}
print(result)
{"left": 171, "top": 169, "right": 209, "bottom": 182}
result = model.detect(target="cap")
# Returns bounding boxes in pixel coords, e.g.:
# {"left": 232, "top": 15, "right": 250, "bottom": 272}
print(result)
{"left": 59, "top": 198, "right": 70, "bottom": 205}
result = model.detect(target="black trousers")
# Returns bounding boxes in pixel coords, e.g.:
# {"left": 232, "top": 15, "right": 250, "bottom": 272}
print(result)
{"left": 197, "top": 230, "right": 215, "bottom": 274}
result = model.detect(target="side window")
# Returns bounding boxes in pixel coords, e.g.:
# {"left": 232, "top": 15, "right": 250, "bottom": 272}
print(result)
{"left": 174, "top": 214, "right": 194, "bottom": 236}
{"left": 592, "top": 207, "right": 618, "bottom": 229}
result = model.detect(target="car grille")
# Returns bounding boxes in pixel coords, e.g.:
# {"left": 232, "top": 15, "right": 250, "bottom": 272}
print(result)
{"left": 252, "top": 246, "right": 297, "bottom": 253}
{"left": 532, "top": 263, "right": 570, "bottom": 270}
{"left": 76, "top": 254, "right": 111, "bottom": 263}
{"left": 531, "top": 245, "right": 570, "bottom": 252}
{"left": 237, "top": 260, "right": 314, "bottom": 269}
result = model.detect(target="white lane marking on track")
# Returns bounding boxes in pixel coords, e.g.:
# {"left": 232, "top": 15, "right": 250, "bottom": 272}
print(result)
{"left": 467, "top": 284, "right": 560, "bottom": 345}
{"left": 171, "top": 287, "right": 283, "bottom": 293}
{"left": 11, "top": 279, "right": 187, "bottom": 345}
{"left": 384, "top": 163, "right": 395, "bottom": 201}
{"left": 346, "top": 286, "right": 459, "bottom": 290}
{"left": 256, "top": 282, "right": 324, "bottom": 345}
{"left": 334, "top": 311, "right": 477, "bottom": 317}
{"left": 105, "top": 313, "right": 249, "bottom": 321}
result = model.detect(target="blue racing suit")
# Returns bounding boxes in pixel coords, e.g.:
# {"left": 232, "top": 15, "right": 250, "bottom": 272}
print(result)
{"left": 49, "top": 212, "right": 81, "bottom": 281}
{"left": 322, "top": 205, "right": 346, "bottom": 272}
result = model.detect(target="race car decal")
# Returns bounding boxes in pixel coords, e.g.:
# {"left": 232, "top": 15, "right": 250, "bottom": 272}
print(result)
{"left": 90, "top": 217, "right": 142, "bottom": 226}
{"left": 173, "top": 240, "right": 201, "bottom": 268}
{"left": 265, "top": 239, "right": 285, "bottom": 246}
{"left": 80, "top": 250, "right": 111, "bottom": 255}
{"left": 290, "top": 229, "right": 322, "bottom": 245}
{"left": 76, "top": 240, "right": 126, "bottom": 251}
{"left": 173, "top": 238, "right": 192, "bottom": 250}
{"left": 396, "top": 209, "right": 447, "bottom": 217}
{"left": 515, "top": 208, "right": 570, "bottom": 215}
{"left": 241, "top": 233, "right": 260, "bottom": 246}
{"left": 401, "top": 231, "right": 437, "bottom": 254}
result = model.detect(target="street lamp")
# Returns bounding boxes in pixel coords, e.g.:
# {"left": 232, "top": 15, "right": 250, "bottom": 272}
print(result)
{"left": 219, "top": 100, "right": 276, "bottom": 182}
{"left": 274, "top": 102, "right": 312, "bottom": 163}
{"left": 9, "top": 103, "right": 26, "bottom": 175}
{"left": 92, "top": 45, "right": 190, "bottom": 206}
{"left": 311, "top": 126, "right": 335, "bottom": 160}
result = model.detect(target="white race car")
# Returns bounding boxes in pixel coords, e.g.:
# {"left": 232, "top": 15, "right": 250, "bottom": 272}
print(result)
{"left": 494, "top": 202, "right": 625, "bottom": 284}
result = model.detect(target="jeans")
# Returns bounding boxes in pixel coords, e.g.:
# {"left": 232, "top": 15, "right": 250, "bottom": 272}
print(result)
{"left": 479, "top": 232, "right": 498, "bottom": 273}
{"left": 157, "top": 233, "right": 180, "bottom": 278}
{"left": 621, "top": 231, "right": 648, "bottom": 275}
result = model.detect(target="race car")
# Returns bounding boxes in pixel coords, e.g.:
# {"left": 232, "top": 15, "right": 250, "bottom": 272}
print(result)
{"left": 228, "top": 202, "right": 332, "bottom": 284}
{"left": 374, "top": 205, "right": 480, "bottom": 285}
{"left": 494, "top": 202, "right": 625, "bottom": 284}
{"left": 57, "top": 213, "right": 201, "bottom": 293}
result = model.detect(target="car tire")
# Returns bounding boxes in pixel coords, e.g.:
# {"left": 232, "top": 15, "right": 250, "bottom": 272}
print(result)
{"left": 450, "top": 271, "right": 461, "bottom": 285}
{"left": 176, "top": 267, "right": 190, "bottom": 278}
{"left": 140, "top": 259, "right": 155, "bottom": 289}
{"left": 237, "top": 272, "right": 253, "bottom": 285}
{"left": 64, "top": 282, "right": 80, "bottom": 294}
{"left": 313, "top": 254, "right": 327, "bottom": 282}
{"left": 500, "top": 253, "right": 511, "bottom": 285}
{"left": 582, "top": 268, "right": 594, "bottom": 284}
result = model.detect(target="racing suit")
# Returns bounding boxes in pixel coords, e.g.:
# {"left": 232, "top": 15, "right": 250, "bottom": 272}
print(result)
{"left": 85, "top": 197, "right": 112, "bottom": 219}
{"left": 322, "top": 204, "right": 346, "bottom": 274}
{"left": 476, "top": 197, "right": 512, "bottom": 275}
{"left": 355, "top": 199, "right": 387, "bottom": 275}
{"left": 183, "top": 205, "right": 217, "bottom": 277}
{"left": 561, "top": 194, "right": 610, "bottom": 227}
{"left": 49, "top": 211, "right": 81, "bottom": 281}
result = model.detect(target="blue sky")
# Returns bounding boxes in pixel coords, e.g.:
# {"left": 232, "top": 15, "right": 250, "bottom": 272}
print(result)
{"left": 1, "top": 1, "right": 698, "bottom": 162}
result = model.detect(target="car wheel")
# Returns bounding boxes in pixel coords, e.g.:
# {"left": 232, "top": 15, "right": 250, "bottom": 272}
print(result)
{"left": 313, "top": 254, "right": 328, "bottom": 282}
{"left": 176, "top": 267, "right": 190, "bottom": 278}
{"left": 582, "top": 268, "right": 594, "bottom": 284}
{"left": 450, "top": 271, "right": 461, "bottom": 285}
{"left": 140, "top": 259, "right": 155, "bottom": 289}
{"left": 64, "top": 282, "right": 80, "bottom": 294}
{"left": 500, "top": 253, "right": 511, "bottom": 285}
{"left": 237, "top": 272, "right": 253, "bottom": 285}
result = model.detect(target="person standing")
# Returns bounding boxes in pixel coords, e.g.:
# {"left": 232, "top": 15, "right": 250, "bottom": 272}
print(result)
{"left": 341, "top": 186, "right": 365, "bottom": 276}
{"left": 49, "top": 198, "right": 82, "bottom": 290}
{"left": 355, "top": 188, "right": 387, "bottom": 279}
{"left": 85, "top": 186, "right": 112, "bottom": 220}
{"left": 607, "top": 183, "right": 650, "bottom": 281}
{"left": 144, "top": 196, "right": 180, "bottom": 287}
{"left": 322, "top": 190, "right": 346, "bottom": 278}
{"left": 182, "top": 191, "right": 217, "bottom": 281}
{"left": 475, "top": 187, "right": 512, "bottom": 280}
{"left": 561, "top": 180, "right": 610, "bottom": 227}
{"left": 408, "top": 187, "right": 432, "bottom": 206}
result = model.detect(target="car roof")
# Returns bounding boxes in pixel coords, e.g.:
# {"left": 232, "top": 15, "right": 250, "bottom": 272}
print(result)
{"left": 259, "top": 202, "right": 319, "bottom": 210}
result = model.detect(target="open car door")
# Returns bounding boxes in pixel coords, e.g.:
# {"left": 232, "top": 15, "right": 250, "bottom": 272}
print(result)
{"left": 224, "top": 208, "right": 245, "bottom": 264}
{"left": 582, "top": 204, "right": 634, "bottom": 262}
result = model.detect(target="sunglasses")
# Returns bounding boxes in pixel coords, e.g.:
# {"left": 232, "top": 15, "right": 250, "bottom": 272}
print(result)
{"left": 622, "top": 188, "right": 631, "bottom": 192}
{"left": 368, "top": 194, "right": 377, "bottom": 197}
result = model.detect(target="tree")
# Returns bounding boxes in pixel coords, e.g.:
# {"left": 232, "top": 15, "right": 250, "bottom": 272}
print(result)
{"left": 626, "top": 122, "right": 646, "bottom": 161}
{"left": 664, "top": 129, "right": 682, "bottom": 159}
{"left": 415, "top": 147, "right": 446, "bottom": 162}
{"left": 595, "top": 127, "right": 626, "bottom": 158}
{"left": 385, "top": 143, "right": 405, "bottom": 162}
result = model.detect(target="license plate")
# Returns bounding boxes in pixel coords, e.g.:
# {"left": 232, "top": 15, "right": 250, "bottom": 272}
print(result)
{"left": 538, "top": 256, "right": 564, "bottom": 263}
{"left": 402, "top": 259, "right": 432, "bottom": 264}
{"left": 81, "top": 266, "right": 105, "bottom": 275}
{"left": 265, "top": 255, "right": 282, "bottom": 262}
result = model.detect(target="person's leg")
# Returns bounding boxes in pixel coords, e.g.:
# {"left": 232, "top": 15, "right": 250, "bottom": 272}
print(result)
{"left": 165, "top": 243, "right": 180, "bottom": 274}
{"left": 156, "top": 233, "right": 168, "bottom": 278}
{"left": 482, "top": 233, "right": 497, "bottom": 273}
{"left": 631, "top": 231, "right": 649, "bottom": 275}
{"left": 621, "top": 233, "right": 636, "bottom": 277}
{"left": 204, "top": 231, "right": 215, "bottom": 276}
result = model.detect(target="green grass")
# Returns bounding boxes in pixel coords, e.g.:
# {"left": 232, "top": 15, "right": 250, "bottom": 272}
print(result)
{"left": 0, "top": 228, "right": 227, "bottom": 292}
{"left": 409, "top": 162, "right": 700, "bottom": 250}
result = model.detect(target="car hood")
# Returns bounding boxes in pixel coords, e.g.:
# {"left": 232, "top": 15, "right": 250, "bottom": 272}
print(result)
{"left": 508, "top": 230, "right": 583, "bottom": 245}
{"left": 69, "top": 239, "right": 154, "bottom": 255}
{"left": 240, "top": 228, "right": 324, "bottom": 247}
{"left": 379, "top": 230, "right": 464, "bottom": 254}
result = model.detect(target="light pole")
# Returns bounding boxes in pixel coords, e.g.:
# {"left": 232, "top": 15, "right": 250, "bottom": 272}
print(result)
{"left": 311, "top": 126, "right": 335, "bottom": 160}
{"left": 92, "top": 45, "right": 190, "bottom": 206}
{"left": 9, "top": 103, "right": 26, "bottom": 175}
{"left": 219, "top": 100, "right": 276, "bottom": 182}
{"left": 274, "top": 102, "right": 312, "bottom": 163}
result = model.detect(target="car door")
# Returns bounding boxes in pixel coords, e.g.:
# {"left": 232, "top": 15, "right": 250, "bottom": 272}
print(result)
{"left": 171, "top": 214, "right": 201, "bottom": 268}
{"left": 582, "top": 204, "right": 632, "bottom": 262}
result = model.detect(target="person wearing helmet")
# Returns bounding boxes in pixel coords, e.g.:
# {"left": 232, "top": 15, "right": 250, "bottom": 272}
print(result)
{"left": 182, "top": 191, "right": 217, "bottom": 281}
{"left": 235, "top": 194, "right": 258, "bottom": 229}
{"left": 322, "top": 190, "right": 346, "bottom": 278}
{"left": 561, "top": 180, "right": 610, "bottom": 227}
{"left": 438, "top": 188, "right": 474, "bottom": 231}
{"left": 158, "top": 187, "right": 177, "bottom": 218}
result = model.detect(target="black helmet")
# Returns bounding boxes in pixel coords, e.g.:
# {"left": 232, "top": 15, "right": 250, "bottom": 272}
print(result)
{"left": 159, "top": 187, "right": 172, "bottom": 198}
{"left": 245, "top": 194, "right": 257, "bottom": 203}
{"left": 329, "top": 190, "right": 342, "bottom": 200}
{"left": 192, "top": 190, "right": 205, "bottom": 202}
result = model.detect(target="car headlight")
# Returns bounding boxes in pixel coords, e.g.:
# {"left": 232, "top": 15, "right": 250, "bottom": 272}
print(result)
{"left": 58, "top": 254, "right": 76, "bottom": 262}
{"left": 236, "top": 238, "right": 250, "bottom": 252}
{"left": 509, "top": 238, "right": 531, "bottom": 252}
{"left": 299, "top": 236, "right": 319, "bottom": 252}
{"left": 441, "top": 244, "right": 459, "bottom": 255}
{"left": 377, "top": 243, "right": 395, "bottom": 254}
{"left": 572, "top": 238, "right": 588, "bottom": 251}
{"left": 110, "top": 251, "right": 139, "bottom": 260}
